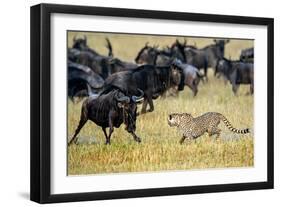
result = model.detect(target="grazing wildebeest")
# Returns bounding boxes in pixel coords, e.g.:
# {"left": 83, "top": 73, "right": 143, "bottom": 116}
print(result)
{"left": 240, "top": 47, "right": 254, "bottom": 63}
{"left": 68, "top": 61, "right": 104, "bottom": 101}
{"left": 216, "top": 58, "right": 254, "bottom": 95}
{"left": 68, "top": 88, "right": 144, "bottom": 145}
{"left": 172, "top": 59, "right": 204, "bottom": 96}
{"left": 104, "top": 64, "right": 185, "bottom": 114}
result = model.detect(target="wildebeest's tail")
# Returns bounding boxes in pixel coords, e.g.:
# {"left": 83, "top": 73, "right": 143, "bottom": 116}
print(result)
{"left": 106, "top": 38, "right": 113, "bottom": 57}
{"left": 196, "top": 70, "right": 206, "bottom": 83}
{"left": 220, "top": 114, "right": 250, "bottom": 134}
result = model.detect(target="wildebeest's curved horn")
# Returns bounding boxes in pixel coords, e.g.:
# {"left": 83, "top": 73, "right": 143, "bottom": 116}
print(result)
{"left": 116, "top": 95, "right": 130, "bottom": 103}
{"left": 132, "top": 89, "right": 144, "bottom": 103}
{"left": 73, "top": 35, "right": 77, "bottom": 42}
{"left": 84, "top": 35, "right": 87, "bottom": 43}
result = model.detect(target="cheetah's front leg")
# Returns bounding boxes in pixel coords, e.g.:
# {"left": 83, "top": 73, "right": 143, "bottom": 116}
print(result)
{"left": 179, "top": 136, "right": 186, "bottom": 144}
{"left": 179, "top": 133, "right": 193, "bottom": 144}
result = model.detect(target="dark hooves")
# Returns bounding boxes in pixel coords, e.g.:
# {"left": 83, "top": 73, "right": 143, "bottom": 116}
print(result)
{"left": 135, "top": 137, "right": 141, "bottom": 143}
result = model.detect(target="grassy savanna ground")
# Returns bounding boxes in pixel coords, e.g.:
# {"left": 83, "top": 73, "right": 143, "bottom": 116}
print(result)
{"left": 67, "top": 32, "right": 254, "bottom": 175}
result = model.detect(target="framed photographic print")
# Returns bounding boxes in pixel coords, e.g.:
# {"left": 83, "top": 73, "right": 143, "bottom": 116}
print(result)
{"left": 30, "top": 3, "right": 274, "bottom": 203}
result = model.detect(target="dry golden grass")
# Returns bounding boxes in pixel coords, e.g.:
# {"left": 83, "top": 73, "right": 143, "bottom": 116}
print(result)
{"left": 67, "top": 32, "right": 254, "bottom": 175}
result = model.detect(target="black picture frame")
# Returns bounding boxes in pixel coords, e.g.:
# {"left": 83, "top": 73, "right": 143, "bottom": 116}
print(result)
{"left": 30, "top": 3, "right": 274, "bottom": 204}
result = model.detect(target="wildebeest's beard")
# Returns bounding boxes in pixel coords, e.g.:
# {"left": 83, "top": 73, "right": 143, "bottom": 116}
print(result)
{"left": 120, "top": 103, "right": 137, "bottom": 133}
{"left": 171, "top": 66, "right": 185, "bottom": 91}
{"left": 117, "top": 89, "right": 143, "bottom": 133}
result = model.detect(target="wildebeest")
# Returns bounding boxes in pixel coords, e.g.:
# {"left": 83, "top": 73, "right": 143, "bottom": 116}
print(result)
{"left": 216, "top": 58, "right": 254, "bottom": 95}
{"left": 72, "top": 35, "right": 113, "bottom": 56}
{"left": 68, "top": 48, "right": 81, "bottom": 62}
{"left": 104, "top": 64, "right": 185, "bottom": 114}
{"left": 173, "top": 39, "right": 229, "bottom": 80}
{"left": 135, "top": 43, "right": 159, "bottom": 65}
{"left": 72, "top": 35, "right": 100, "bottom": 56}
{"left": 135, "top": 41, "right": 196, "bottom": 66}
{"left": 240, "top": 47, "right": 254, "bottom": 63}
{"left": 71, "top": 49, "right": 136, "bottom": 79}
{"left": 68, "top": 88, "right": 144, "bottom": 145}
{"left": 68, "top": 61, "right": 104, "bottom": 101}
{"left": 172, "top": 59, "right": 204, "bottom": 96}
{"left": 203, "top": 39, "right": 230, "bottom": 69}
{"left": 184, "top": 47, "right": 209, "bottom": 80}
{"left": 170, "top": 39, "right": 197, "bottom": 62}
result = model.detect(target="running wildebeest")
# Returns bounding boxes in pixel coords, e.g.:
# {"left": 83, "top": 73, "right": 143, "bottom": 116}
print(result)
{"left": 216, "top": 58, "right": 254, "bottom": 95}
{"left": 172, "top": 59, "right": 204, "bottom": 96}
{"left": 240, "top": 47, "right": 254, "bottom": 63}
{"left": 68, "top": 88, "right": 144, "bottom": 145}
{"left": 104, "top": 64, "right": 185, "bottom": 114}
{"left": 68, "top": 61, "right": 104, "bottom": 101}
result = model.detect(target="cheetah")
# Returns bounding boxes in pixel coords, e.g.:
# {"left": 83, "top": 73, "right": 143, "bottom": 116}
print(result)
{"left": 167, "top": 112, "right": 250, "bottom": 144}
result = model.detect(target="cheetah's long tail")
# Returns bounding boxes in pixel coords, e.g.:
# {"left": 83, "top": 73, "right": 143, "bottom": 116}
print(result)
{"left": 220, "top": 115, "right": 250, "bottom": 134}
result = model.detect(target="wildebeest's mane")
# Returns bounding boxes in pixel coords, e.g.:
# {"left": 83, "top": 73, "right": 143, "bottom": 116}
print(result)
{"left": 94, "top": 88, "right": 123, "bottom": 121}
{"left": 171, "top": 41, "right": 186, "bottom": 62}
{"left": 135, "top": 45, "right": 149, "bottom": 62}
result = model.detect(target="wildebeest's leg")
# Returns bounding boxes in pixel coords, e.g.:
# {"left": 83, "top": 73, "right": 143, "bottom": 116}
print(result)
{"left": 68, "top": 116, "right": 88, "bottom": 145}
{"left": 232, "top": 83, "right": 239, "bottom": 95}
{"left": 204, "top": 66, "right": 208, "bottom": 82}
{"left": 147, "top": 96, "right": 154, "bottom": 112}
{"left": 105, "top": 112, "right": 115, "bottom": 144}
{"left": 192, "top": 80, "right": 199, "bottom": 96}
{"left": 130, "top": 132, "right": 141, "bottom": 143}
{"left": 186, "top": 84, "right": 197, "bottom": 97}
{"left": 102, "top": 127, "right": 109, "bottom": 144}
{"left": 250, "top": 83, "right": 254, "bottom": 94}
{"left": 106, "top": 126, "right": 114, "bottom": 145}
{"left": 140, "top": 98, "right": 148, "bottom": 114}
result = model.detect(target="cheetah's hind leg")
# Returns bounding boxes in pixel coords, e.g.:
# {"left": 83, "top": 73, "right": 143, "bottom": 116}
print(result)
{"left": 208, "top": 127, "right": 221, "bottom": 140}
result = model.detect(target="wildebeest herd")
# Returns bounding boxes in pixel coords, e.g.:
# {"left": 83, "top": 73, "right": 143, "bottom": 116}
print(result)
{"left": 67, "top": 35, "right": 254, "bottom": 145}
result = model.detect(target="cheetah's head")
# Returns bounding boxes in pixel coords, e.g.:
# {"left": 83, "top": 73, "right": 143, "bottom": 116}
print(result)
{"left": 168, "top": 113, "right": 192, "bottom": 127}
